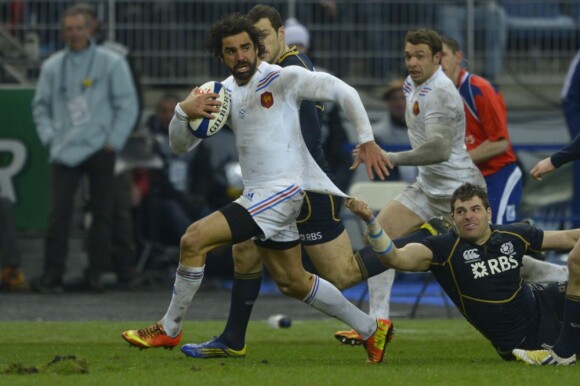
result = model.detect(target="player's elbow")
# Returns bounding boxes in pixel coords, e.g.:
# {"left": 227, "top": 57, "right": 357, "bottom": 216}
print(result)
{"left": 427, "top": 137, "right": 451, "bottom": 163}
{"left": 170, "top": 139, "right": 188, "bottom": 154}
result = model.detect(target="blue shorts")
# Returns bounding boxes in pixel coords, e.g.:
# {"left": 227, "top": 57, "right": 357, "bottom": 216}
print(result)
{"left": 484, "top": 162, "right": 523, "bottom": 225}
{"left": 296, "top": 191, "right": 345, "bottom": 245}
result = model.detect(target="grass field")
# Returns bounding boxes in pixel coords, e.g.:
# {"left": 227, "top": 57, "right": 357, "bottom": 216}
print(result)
{"left": 0, "top": 319, "right": 577, "bottom": 385}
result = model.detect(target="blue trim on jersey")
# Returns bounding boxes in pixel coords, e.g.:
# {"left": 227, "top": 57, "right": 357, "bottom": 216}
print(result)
{"left": 256, "top": 71, "right": 280, "bottom": 91}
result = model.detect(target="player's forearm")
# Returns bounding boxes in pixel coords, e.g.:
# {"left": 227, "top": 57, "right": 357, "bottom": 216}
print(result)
{"left": 169, "top": 104, "right": 202, "bottom": 154}
{"left": 543, "top": 229, "right": 580, "bottom": 251}
{"left": 365, "top": 216, "right": 430, "bottom": 271}
{"left": 388, "top": 136, "right": 451, "bottom": 166}
{"left": 332, "top": 83, "right": 374, "bottom": 144}
{"left": 469, "top": 139, "right": 509, "bottom": 164}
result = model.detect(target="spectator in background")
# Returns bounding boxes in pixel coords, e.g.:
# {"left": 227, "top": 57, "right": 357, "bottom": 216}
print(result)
{"left": 557, "top": 49, "right": 580, "bottom": 229}
{"left": 561, "top": 47, "right": 580, "bottom": 140}
{"left": 0, "top": 197, "right": 29, "bottom": 291}
{"left": 284, "top": 17, "right": 310, "bottom": 53}
{"left": 372, "top": 79, "right": 418, "bottom": 183}
{"left": 440, "top": 36, "right": 522, "bottom": 225}
{"left": 73, "top": 2, "right": 143, "bottom": 111}
{"left": 73, "top": 2, "right": 142, "bottom": 288}
{"left": 31, "top": 5, "right": 139, "bottom": 293}
{"left": 284, "top": 17, "right": 352, "bottom": 191}
{"left": 437, "top": 0, "right": 506, "bottom": 83}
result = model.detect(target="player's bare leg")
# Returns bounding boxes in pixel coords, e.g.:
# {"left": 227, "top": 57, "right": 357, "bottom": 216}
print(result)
{"left": 305, "top": 230, "right": 363, "bottom": 289}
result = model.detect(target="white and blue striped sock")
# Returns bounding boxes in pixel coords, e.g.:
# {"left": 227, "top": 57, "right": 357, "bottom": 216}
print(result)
{"left": 303, "top": 275, "right": 375, "bottom": 339}
{"left": 161, "top": 264, "right": 205, "bottom": 337}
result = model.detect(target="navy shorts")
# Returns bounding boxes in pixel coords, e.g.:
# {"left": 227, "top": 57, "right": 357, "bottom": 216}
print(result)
{"left": 296, "top": 191, "right": 345, "bottom": 245}
{"left": 518, "top": 281, "right": 567, "bottom": 350}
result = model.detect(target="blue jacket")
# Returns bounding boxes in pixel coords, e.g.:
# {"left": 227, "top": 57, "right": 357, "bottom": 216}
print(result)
{"left": 32, "top": 41, "right": 138, "bottom": 166}
{"left": 561, "top": 51, "right": 580, "bottom": 139}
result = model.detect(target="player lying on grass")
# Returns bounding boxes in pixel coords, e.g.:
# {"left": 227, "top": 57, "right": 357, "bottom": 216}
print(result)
{"left": 346, "top": 182, "right": 580, "bottom": 365}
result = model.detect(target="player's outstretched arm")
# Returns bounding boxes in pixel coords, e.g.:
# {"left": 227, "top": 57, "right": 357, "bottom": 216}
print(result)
{"left": 345, "top": 198, "right": 433, "bottom": 271}
{"left": 542, "top": 228, "right": 580, "bottom": 251}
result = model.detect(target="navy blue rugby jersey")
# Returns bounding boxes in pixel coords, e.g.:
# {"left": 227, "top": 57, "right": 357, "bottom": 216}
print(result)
{"left": 421, "top": 223, "right": 544, "bottom": 350}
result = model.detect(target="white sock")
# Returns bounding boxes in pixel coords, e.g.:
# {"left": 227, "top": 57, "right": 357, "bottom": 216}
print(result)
{"left": 521, "top": 255, "right": 568, "bottom": 282}
{"left": 367, "top": 269, "right": 395, "bottom": 319}
{"left": 303, "top": 275, "right": 376, "bottom": 339}
{"left": 160, "top": 264, "right": 205, "bottom": 337}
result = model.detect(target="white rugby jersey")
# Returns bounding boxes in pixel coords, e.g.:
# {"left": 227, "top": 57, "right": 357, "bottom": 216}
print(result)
{"left": 171, "top": 61, "right": 375, "bottom": 197}
{"left": 403, "top": 66, "right": 485, "bottom": 197}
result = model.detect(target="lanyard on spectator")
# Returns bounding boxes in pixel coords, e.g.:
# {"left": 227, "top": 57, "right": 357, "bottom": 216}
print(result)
{"left": 60, "top": 43, "right": 96, "bottom": 94}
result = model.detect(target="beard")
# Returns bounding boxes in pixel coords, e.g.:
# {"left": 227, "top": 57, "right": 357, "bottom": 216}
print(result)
{"left": 231, "top": 58, "right": 258, "bottom": 83}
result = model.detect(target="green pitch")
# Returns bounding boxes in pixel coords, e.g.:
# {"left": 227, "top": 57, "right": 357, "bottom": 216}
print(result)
{"left": 0, "top": 319, "right": 576, "bottom": 385}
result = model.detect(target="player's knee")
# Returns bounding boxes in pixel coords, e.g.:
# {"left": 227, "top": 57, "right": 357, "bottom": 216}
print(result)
{"left": 275, "top": 281, "right": 303, "bottom": 299}
{"left": 179, "top": 223, "right": 205, "bottom": 257}
{"left": 271, "top": 273, "right": 305, "bottom": 299}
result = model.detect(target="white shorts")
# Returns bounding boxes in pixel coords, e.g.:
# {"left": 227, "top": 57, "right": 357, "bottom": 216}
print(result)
{"left": 394, "top": 182, "right": 453, "bottom": 223}
{"left": 235, "top": 184, "right": 304, "bottom": 243}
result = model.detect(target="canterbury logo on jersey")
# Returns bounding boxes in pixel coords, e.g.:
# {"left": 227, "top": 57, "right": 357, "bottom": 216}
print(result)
{"left": 470, "top": 255, "right": 518, "bottom": 279}
{"left": 463, "top": 248, "right": 480, "bottom": 261}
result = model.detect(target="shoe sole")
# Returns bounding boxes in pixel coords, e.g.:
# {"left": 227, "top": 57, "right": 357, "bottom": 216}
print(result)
{"left": 334, "top": 334, "right": 363, "bottom": 346}
{"left": 121, "top": 333, "right": 178, "bottom": 351}
{"left": 181, "top": 347, "right": 246, "bottom": 359}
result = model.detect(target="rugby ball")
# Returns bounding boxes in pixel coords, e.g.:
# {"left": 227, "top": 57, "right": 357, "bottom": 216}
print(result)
{"left": 188, "top": 81, "right": 230, "bottom": 139}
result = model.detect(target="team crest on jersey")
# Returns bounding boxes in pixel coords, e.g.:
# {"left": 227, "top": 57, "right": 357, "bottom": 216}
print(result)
{"left": 413, "top": 101, "right": 420, "bottom": 115}
{"left": 261, "top": 92, "right": 274, "bottom": 108}
{"left": 500, "top": 241, "right": 515, "bottom": 256}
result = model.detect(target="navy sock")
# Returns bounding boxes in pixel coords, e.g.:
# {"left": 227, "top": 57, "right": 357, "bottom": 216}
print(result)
{"left": 219, "top": 272, "right": 262, "bottom": 350}
{"left": 552, "top": 294, "right": 580, "bottom": 358}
